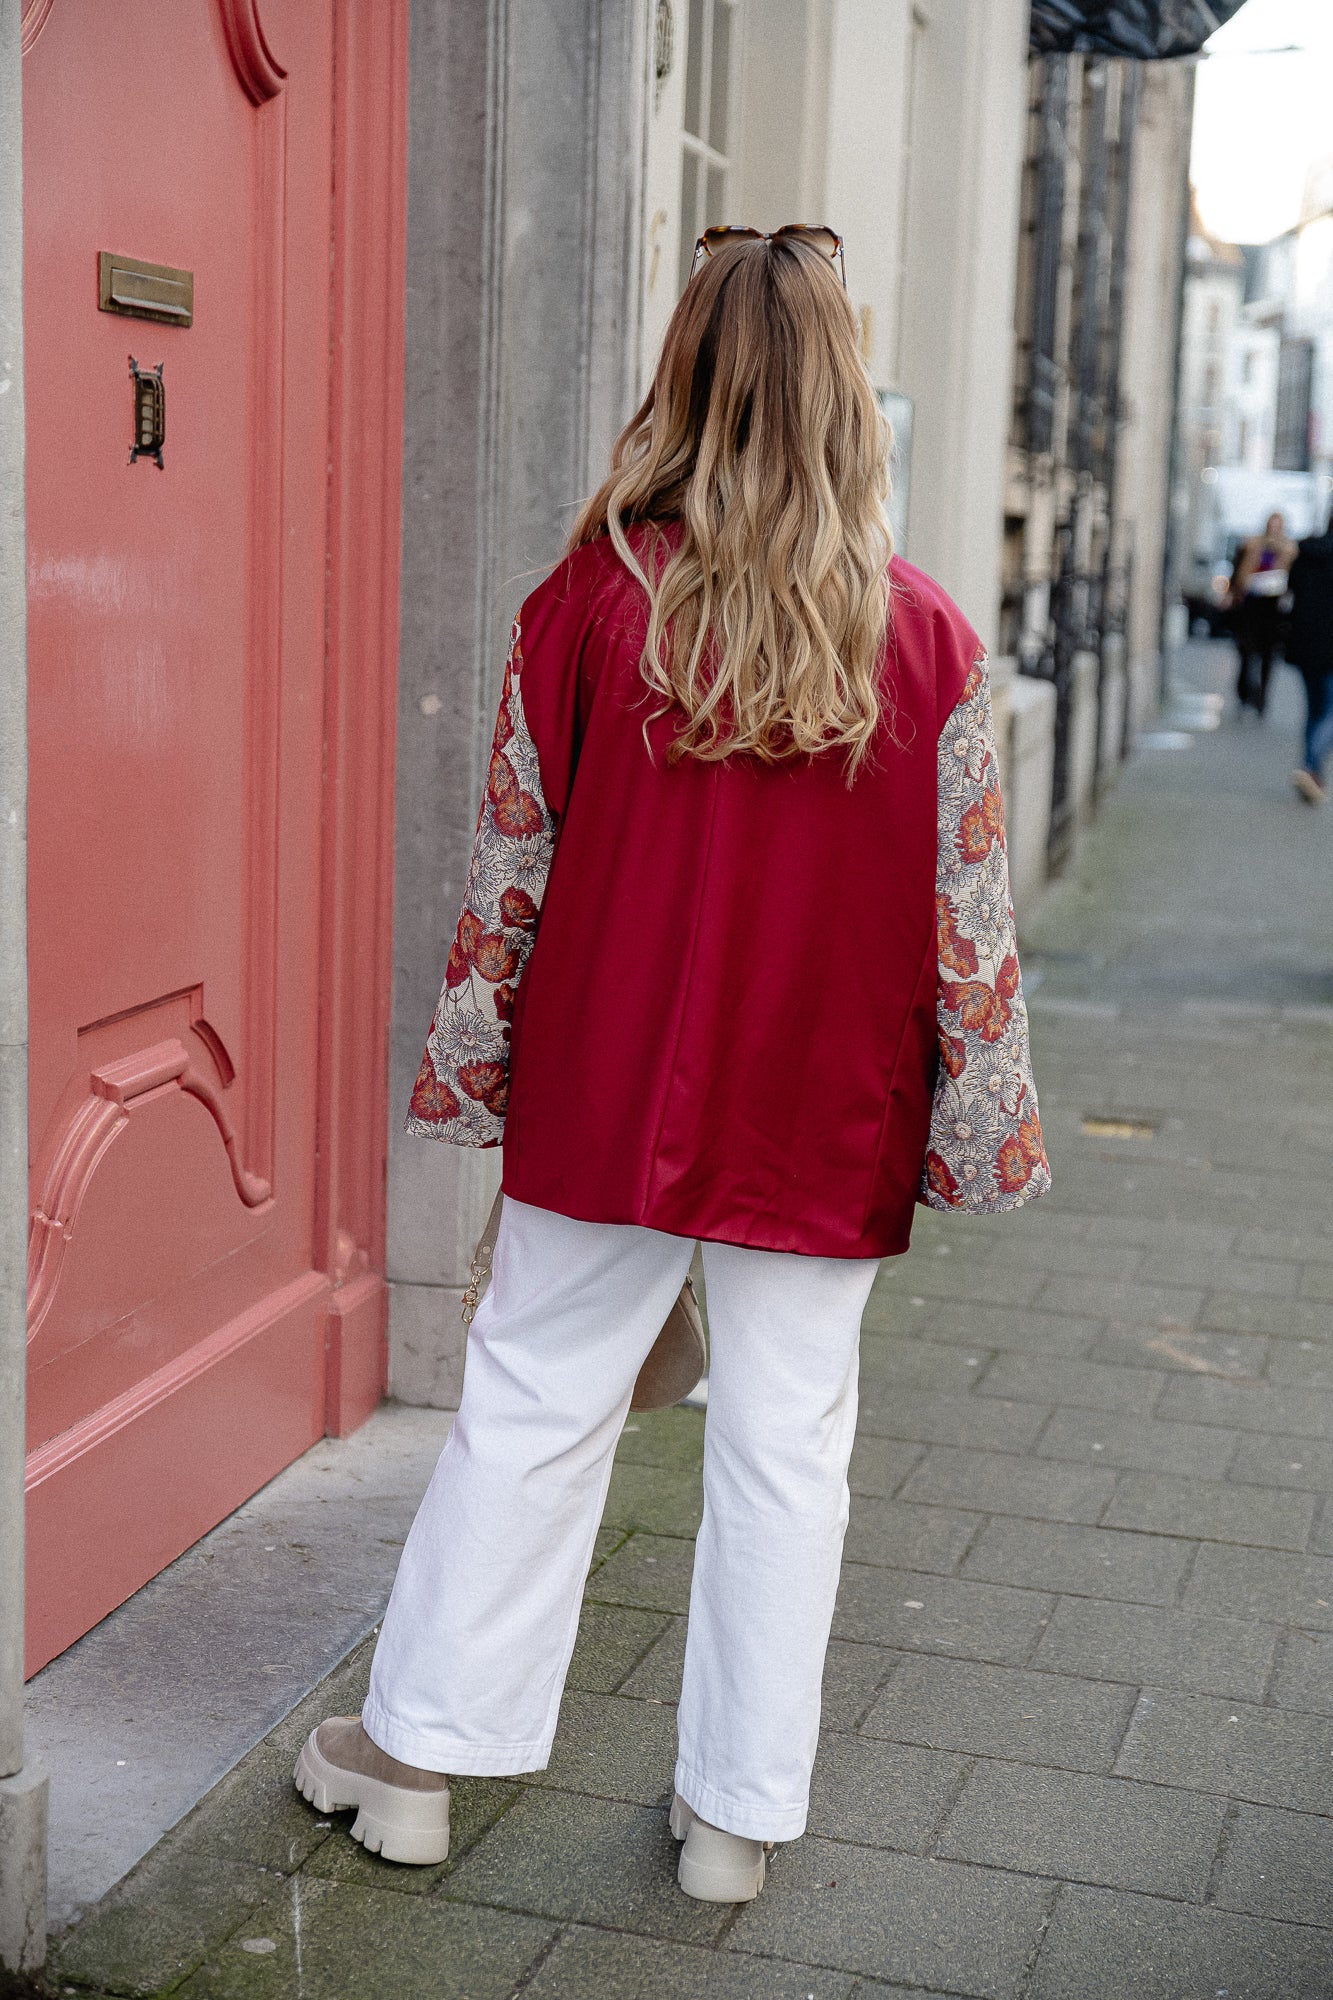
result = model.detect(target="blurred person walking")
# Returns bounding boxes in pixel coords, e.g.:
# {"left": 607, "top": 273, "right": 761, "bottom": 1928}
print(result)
{"left": 1286, "top": 515, "right": 1333, "bottom": 807}
{"left": 292, "top": 227, "right": 1050, "bottom": 1903}
{"left": 1228, "top": 511, "right": 1297, "bottom": 716}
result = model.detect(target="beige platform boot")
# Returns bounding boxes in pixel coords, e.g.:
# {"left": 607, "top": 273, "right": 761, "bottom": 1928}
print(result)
{"left": 294, "top": 1717, "right": 451, "bottom": 1865}
{"left": 669, "top": 1793, "right": 769, "bottom": 1902}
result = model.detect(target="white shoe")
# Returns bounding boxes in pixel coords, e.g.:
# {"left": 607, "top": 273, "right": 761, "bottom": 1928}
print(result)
{"left": 294, "top": 1717, "right": 451, "bottom": 1865}
{"left": 1292, "top": 768, "right": 1329, "bottom": 807}
{"left": 670, "top": 1792, "right": 768, "bottom": 1902}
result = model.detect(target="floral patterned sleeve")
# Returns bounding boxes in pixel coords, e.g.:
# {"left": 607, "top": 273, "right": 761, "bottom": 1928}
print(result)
{"left": 921, "top": 650, "right": 1051, "bottom": 1212}
{"left": 405, "top": 619, "right": 555, "bottom": 1146}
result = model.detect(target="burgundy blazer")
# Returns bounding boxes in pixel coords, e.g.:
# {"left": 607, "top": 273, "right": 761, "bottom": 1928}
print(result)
{"left": 407, "top": 533, "right": 1049, "bottom": 1258}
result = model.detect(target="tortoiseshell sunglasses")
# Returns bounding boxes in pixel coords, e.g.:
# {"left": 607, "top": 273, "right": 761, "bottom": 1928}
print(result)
{"left": 689, "top": 223, "right": 846, "bottom": 288}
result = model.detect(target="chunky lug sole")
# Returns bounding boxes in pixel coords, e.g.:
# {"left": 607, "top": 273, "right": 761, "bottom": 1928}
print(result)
{"left": 293, "top": 1727, "right": 450, "bottom": 1866}
{"left": 670, "top": 1793, "right": 767, "bottom": 1903}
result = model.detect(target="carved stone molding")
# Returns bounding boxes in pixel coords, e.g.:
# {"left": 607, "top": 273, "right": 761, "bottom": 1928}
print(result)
{"left": 217, "top": 0, "right": 287, "bottom": 103}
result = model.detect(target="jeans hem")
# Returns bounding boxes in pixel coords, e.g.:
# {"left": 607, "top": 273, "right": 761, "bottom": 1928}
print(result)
{"left": 674, "top": 1758, "right": 809, "bottom": 1842}
{"left": 361, "top": 1699, "right": 552, "bottom": 1777}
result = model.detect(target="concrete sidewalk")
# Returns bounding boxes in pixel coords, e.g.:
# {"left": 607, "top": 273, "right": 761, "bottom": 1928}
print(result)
{"left": 44, "top": 642, "right": 1333, "bottom": 1999}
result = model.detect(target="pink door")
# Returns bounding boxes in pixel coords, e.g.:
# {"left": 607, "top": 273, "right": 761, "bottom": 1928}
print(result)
{"left": 22, "top": 0, "right": 403, "bottom": 1673}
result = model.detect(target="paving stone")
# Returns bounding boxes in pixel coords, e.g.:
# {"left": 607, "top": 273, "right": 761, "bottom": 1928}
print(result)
{"left": 589, "top": 1526, "right": 628, "bottom": 1573}
{"left": 986, "top": 1237, "right": 1147, "bottom": 1281}
{"left": 1235, "top": 1228, "right": 1333, "bottom": 1265}
{"left": 303, "top": 1776, "right": 519, "bottom": 1893}
{"left": 862, "top": 1286, "right": 940, "bottom": 1337}
{"left": 1264, "top": 1338, "right": 1333, "bottom": 1387}
{"left": 1200, "top": 1292, "right": 1333, "bottom": 1339}
{"left": 1136, "top": 1249, "right": 1298, "bottom": 1295}
{"left": 1312, "top": 1494, "right": 1333, "bottom": 1555}
{"left": 1036, "top": 1276, "right": 1205, "bottom": 1327}
{"left": 566, "top": 1604, "right": 673, "bottom": 1695}
{"left": 860, "top": 1655, "right": 1135, "bottom": 1772}
{"left": 844, "top": 1497, "right": 982, "bottom": 1574}
{"left": 728, "top": 1837, "right": 1053, "bottom": 1995}
{"left": 855, "top": 1387, "right": 1051, "bottom": 1453}
{"left": 617, "top": 1617, "right": 686, "bottom": 1701}
{"left": 1227, "top": 1433, "right": 1333, "bottom": 1491}
{"left": 172, "top": 1724, "right": 340, "bottom": 1877}
{"left": 1033, "top": 1597, "right": 1277, "bottom": 1701}
{"left": 173, "top": 1878, "right": 554, "bottom": 2000}
{"left": 614, "top": 1408, "right": 706, "bottom": 1473}
{"left": 441, "top": 1789, "right": 728, "bottom": 1943}
{"left": 1268, "top": 1631, "right": 1333, "bottom": 1715}
{"left": 819, "top": 1640, "right": 901, "bottom": 1732}
{"left": 1232, "top": 1216, "right": 1328, "bottom": 1264}
{"left": 586, "top": 1533, "right": 695, "bottom": 1614}
{"left": 1115, "top": 1690, "right": 1333, "bottom": 1814}
{"left": 847, "top": 1986, "right": 960, "bottom": 1999}
{"left": 1085, "top": 1216, "right": 1235, "bottom": 1254}
{"left": 808, "top": 1733, "right": 966, "bottom": 1850}
{"left": 959, "top": 1517, "right": 1191, "bottom": 1607}
{"left": 1300, "top": 1263, "right": 1333, "bottom": 1300}
{"left": 1103, "top": 1470, "right": 1315, "bottom": 1549}
{"left": 1211, "top": 1800, "right": 1333, "bottom": 1929}
{"left": 1183, "top": 1543, "right": 1333, "bottom": 1631}
{"left": 1029, "top": 1881, "right": 1333, "bottom": 2000}
{"left": 603, "top": 1460, "right": 703, "bottom": 1537}
{"left": 48, "top": 1847, "right": 277, "bottom": 1996}
{"left": 521, "top": 1927, "right": 855, "bottom": 2000}
{"left": 531, "top": 1691, "right": 678, "bottom": 1806}
{"left": 898, "top": 1447, "right": 1116, "bottom": 1524}
{"left": 833, "top": 1565, "right": 1052, "bottom": 1665}
{"left": 1035, "top": 1406, "right": 1237, "bottom": 1480}
{"left": 858, "top": 1340, "right": 993, "bottom": 1394}
{"left": 937, "top": 1762, "right": 1225, "bottom": 1899}
{"left": 1158, "top": 1373, "right": 1333, "bottom": 1439}
{"left": 976, "top": 1352, "right": 1164, "bottom": 1415}
{"left": 848, "top": 1435, "right": 928, "bottom": 1499}
{"left": 879, "top": 1260, "right": 1047, "bottom": 1308}
{"left": 1089, "top": 1323, "right": 1269, "bottom": 1377}
{"left": 923, "top": 1302, "right": 1100, "bottom": 1359}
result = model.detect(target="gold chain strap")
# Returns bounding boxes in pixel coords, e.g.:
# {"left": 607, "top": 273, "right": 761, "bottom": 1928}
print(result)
{"left": 461, "top": 1190, "right": 505, "bottom": 1325}
{"left": 460, "top": 1247, "right": 491, "bottom": 1325}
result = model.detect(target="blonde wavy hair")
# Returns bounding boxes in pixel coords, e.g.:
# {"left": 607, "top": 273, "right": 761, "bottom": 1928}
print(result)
{"left": 569, "top": 233, "right": 893, "bottom": 777}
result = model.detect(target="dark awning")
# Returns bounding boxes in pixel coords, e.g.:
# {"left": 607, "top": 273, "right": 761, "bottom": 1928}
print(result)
{"left": 1029, "top": 1, "right": 1250, "bottom": 58}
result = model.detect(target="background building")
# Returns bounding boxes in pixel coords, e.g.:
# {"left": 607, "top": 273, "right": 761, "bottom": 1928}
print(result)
{"left": 999, "top": 51, "right": 1195, "bottom": 889}
{"left": 1170, "top": 150, "right": 1333, "bottom": 636}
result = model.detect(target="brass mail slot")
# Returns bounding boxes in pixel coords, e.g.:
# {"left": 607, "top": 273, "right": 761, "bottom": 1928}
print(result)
{"left": 98, "top": 252, "right": 193, "bottom": 328}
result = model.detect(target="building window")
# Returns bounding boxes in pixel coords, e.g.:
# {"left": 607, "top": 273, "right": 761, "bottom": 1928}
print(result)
{"left": 677, "top": 0, "right": 738, "bottom": 296}
{"left": 1274, "top": 336, "right": 1314, "bottom": 472}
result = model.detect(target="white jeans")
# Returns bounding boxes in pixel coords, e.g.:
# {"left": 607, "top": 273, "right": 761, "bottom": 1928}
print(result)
{"left": 363, "top": 1197, "right": 878, "bottom": 1841}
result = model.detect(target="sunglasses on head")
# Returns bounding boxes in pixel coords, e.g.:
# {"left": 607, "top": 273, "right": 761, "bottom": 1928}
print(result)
{"left": 689, "top": 224, "right": 846, "bottom": 288}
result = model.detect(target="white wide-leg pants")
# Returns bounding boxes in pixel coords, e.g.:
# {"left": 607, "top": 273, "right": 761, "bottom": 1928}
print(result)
{"left": 363, "top": 1197, "right": 878, "bottom": 1841}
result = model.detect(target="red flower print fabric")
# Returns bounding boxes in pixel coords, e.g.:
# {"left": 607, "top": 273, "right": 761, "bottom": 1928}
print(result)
{"left": 405, "top": 619, "right": 555, "bottom": 1147}
{"left": 922, "top": 652, "right": 1051, "bottom": 1213}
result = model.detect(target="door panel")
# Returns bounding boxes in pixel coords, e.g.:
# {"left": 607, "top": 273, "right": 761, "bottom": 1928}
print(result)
{"left": 22, "top": 0, "right": 355, "bottom": 1674}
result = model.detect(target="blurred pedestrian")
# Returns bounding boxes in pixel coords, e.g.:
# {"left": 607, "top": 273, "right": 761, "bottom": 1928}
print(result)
{"left": 1286, "top": 515, "right": 1333, "bottom": 807}
{"left": 1228, "top": 511, "right": 1297, "bottom": 717}
{"left": 293, "top": 227, "right": 1050, "bottom": 1903}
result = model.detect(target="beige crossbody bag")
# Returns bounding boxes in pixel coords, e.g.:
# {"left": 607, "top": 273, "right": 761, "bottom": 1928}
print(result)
{"left": 461, "top": 1191, "right": 707, "bottom": 1411}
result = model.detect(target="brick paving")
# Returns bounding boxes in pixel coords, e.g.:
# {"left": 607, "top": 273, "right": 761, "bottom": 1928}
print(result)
{"left": 45, "top": 643, "right": 1333, "bottom": 1998}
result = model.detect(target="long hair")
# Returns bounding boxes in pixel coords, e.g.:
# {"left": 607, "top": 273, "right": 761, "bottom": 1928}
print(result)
{"left": 568, "top": 234, "right": 894, "bottom": 778}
